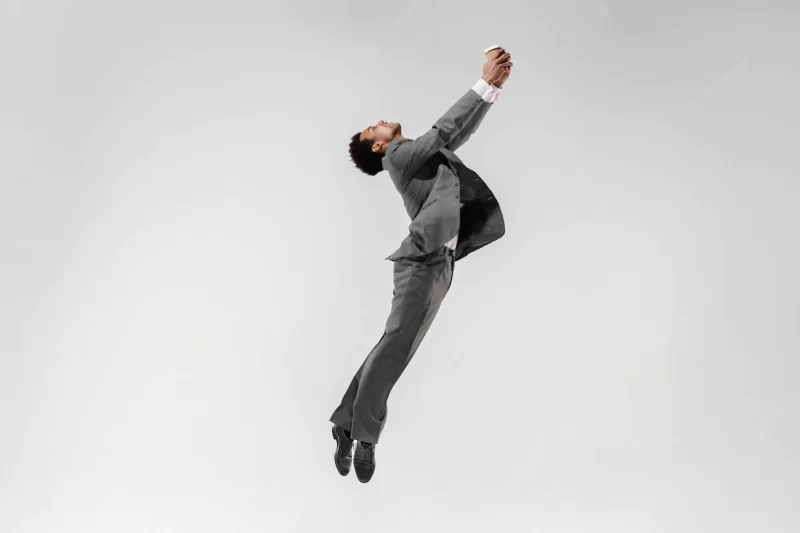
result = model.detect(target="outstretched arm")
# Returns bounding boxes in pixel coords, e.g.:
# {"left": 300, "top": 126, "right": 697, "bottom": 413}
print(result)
{"left": 445, "top": 78, "right": 503, "bottom": 152}
{"left": 386, "top": 51, "right": 510, "bottom": 177}
{"left": 446, "top": 46, "right": 511, "bottom": 152}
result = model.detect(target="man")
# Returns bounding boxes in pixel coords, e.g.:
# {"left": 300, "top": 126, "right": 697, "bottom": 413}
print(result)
{"left": 330, "top": 47, "right": 513, "bottom": 483}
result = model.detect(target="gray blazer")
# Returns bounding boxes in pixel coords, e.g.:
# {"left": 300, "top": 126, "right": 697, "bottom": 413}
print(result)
{"left": 381, "top": 86, "right": 506, "bottom": 263}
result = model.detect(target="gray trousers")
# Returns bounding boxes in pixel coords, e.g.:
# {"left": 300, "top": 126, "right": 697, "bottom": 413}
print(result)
{"left": 329, "top": 245, "right": 455, "bottom": 444}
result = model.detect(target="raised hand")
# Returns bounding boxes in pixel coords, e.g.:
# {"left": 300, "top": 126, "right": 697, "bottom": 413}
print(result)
{"left": 485, "top": 47, "right": 512, "bottom": 88}
{"left": 495, "top": 60, "right": 511, "bottom": 88}
{"left": 482, "top": 51, "right": 512, "bottom": 86}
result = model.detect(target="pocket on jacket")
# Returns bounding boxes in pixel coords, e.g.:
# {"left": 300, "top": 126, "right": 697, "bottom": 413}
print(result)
{"left": 418, "top": 197, "right": 438, "bottom": 213}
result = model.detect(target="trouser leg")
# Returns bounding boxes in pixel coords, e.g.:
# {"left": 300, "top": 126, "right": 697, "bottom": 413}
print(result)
{"left": 328, "top": 333, "right": 382, "bottom": 433}
{"left": 329, "top": 247, "right": 455, "bottom": 444}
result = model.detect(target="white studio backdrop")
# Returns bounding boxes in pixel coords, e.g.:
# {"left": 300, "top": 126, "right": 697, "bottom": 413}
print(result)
{"left": 1, "top": 1, "right": 798, "bottom": 532}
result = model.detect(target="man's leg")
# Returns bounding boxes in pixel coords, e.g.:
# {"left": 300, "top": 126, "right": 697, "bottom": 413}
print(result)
{"left": 329, "top": 247, "right": 455, "bottom": 444}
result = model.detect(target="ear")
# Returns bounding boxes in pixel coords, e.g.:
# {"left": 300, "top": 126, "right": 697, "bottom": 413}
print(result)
{"left": 372, "top": 142, "right": 385, "bottom": 153}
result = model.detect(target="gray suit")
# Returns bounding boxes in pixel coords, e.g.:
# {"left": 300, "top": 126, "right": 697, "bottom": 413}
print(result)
{"left": 329, "top": 86, "right": 506, "bottom": 445}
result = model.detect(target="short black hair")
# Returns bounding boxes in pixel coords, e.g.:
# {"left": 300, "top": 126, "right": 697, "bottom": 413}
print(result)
{"left": 348, "top": 132, "right": 385, "bottom": 176}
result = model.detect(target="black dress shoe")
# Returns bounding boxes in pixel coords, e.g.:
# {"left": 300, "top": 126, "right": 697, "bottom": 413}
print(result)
{"left": 353, "top": 441, "right": 376, "bottom": 483}
{"left": 331, "top": 425, "right": 354, "bottom": 476}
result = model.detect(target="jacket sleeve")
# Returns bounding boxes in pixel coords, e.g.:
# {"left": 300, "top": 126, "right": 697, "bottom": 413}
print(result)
{"left": 445, "top": 99, "right": 493, "bottom": 153}
{"left": 386, "top": 87, "right": 484, "bottom": 179}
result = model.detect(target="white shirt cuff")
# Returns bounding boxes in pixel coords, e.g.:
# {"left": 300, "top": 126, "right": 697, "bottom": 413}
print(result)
{"left": 472, "top": 78, "right": 502, "bottom": 102}
{"left": 472, "top": 78, "right": 501, "bottom": 103}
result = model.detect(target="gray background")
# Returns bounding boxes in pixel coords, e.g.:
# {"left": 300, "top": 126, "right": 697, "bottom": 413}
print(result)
{"left": 2, "top": 0, "right": 798, "bottom": 531}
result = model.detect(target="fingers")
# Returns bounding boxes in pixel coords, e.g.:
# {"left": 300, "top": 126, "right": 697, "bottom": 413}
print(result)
{"left": 492, "top": 51, "right": 511, "bottom": 63}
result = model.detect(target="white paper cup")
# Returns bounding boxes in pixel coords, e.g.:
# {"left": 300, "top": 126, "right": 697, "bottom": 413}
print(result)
{"left": 484, "top": 45, "right": 503, "bottom": 61}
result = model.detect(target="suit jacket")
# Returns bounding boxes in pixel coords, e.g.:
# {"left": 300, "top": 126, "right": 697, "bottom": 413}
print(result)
{"left": 381, "top": 87, "right": 506, "bottom": 263}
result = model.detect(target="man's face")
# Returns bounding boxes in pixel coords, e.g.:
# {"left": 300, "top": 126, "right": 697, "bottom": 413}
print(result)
{"left": 360, "top": 120, "right": 401, "bottom": 153}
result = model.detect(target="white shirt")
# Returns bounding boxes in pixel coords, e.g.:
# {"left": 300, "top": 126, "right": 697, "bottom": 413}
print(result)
{"left": 443, "top": 52, "right": 503, "bottom": 251}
